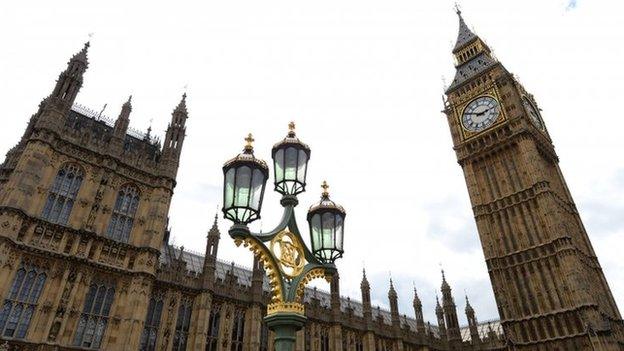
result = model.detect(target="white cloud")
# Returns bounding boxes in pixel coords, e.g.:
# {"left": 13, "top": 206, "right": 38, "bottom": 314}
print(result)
{"left": 1, "top": 0, "right": 623, "bottom": 326}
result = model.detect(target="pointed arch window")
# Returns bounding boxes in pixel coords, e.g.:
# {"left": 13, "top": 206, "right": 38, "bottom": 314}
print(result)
{"left": 106, "top": 185, "right": 140, "bottom": 242}
{"left": 320, "top": 326, "right": 330, "bottom": 351}
{"left": 42, "top": 164, "right": 84, "bottom": 225}
{"left": 172, "top": 298, "right": 193, "bottom": 351}
{"left": 73, "top": 281, "right": 115, "bottom": 349}
{"left": 230, "top": 308, "right": 245, "bottom": 351}
{"left": 0, "top": 263, "right": 47, "bottom": 339}
{"left": 205, "top": 303, "right": 221, "bottom": 351}
{"left": 139, "top": 292, "right": 164, "bottom": 351}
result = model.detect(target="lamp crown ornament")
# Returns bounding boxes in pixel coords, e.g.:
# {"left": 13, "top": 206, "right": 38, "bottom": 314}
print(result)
{"left": 244, "top": 133, "right": 255, "bottom": 152}
{"left": 288, "top": 121, "right": 296, "bottom": 137}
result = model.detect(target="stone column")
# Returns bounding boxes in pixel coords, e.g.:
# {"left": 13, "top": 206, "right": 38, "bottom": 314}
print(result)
{"left": 188, "top": 291, "right": 212, "bottom": 350}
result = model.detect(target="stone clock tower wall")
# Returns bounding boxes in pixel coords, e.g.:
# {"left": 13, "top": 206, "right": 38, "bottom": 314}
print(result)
{"left": 442, "top": 10, "right": 624, "bottom": 350}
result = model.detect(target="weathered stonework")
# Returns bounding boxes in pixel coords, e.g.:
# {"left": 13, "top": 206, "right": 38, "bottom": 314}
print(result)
{"left": 443, "top": 10, "right": 624, "bottom": 351}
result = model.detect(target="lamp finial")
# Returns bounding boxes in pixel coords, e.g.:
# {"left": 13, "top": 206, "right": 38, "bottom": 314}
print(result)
{"left": 321, "top": 181, "right": 329, "bottom": 197}
{"left": 244, "top": 133, "right": 255, "bottom": 151}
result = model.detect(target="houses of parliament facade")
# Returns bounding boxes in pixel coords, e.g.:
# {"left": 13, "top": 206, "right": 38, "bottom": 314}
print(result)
{"left": 0, "top": 10, "right": 622, "bottom": 351}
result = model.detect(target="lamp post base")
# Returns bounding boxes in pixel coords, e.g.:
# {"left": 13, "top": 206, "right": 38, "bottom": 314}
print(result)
{"left": 264, "top": 312, "right": 307, "bottom": 351}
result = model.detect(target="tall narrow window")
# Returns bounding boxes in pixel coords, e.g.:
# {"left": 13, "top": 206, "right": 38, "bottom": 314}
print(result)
{"left": 42, "top": 164, "right": 84, "bottom": 225}
{"left": 205, "top": 303, "right": 221, "bottom": 351}
{"left": 260, "top": 322, "right": 269, "bottom": 351}
{"left": 355, "top": 333, "right": 364, "bottom": 351}
{"left": 0, "top": 263, "right": 47, "bottom": 339}
{"left": 106, "top": 185, "right": 139, "bottom": 243}
{"left": 230, "top": 308, "right": 245, "bottom": 351}
{"left": 73, "top": 281, "right": 115, "bottom": 349}
{"left": 172, "top": 298, "right": 193, "bottom": 351}
{"left": 320, "top": 326, "right": 330, "bottom": 351}
{"left": 139, "top": 292, "right": 164, "bottom": 351}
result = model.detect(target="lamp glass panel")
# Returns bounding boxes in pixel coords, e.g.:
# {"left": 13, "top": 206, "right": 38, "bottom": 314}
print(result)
{"left": 284, "top": 147, "right": 298, "bottom": 181}
{"left": 321, "top": 212, "right": 335, "bottom": 250}
{"left": 274, "top": 149, "right": 284, "bottom": 182}
{"left": 311, "top": 214, "right": 322, "bottom": 251}
{"left": 335, "top": 215, "right": 344, "bottom": 251}
{"left": 250, "top": 168, "right": 265, "bottom": 210}
{"left": 297, "top": 149, "right": 308, "bottom": 183}
{"left": 225, "top": 168, "right": 235, "bottom": 207}
{"left": 234, "top": 166, "right": 251, "bottom": 207}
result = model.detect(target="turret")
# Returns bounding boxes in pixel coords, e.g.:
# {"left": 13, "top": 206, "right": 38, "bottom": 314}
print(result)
{"left": 413, "top": 287, "right": 426, "bottom": 335}
{"left": 440, "top": 270, "right": 462, "bottom": 346}
{"left": 435, "top": 296, "right": 447, "bottom": 341}
{"left": 162, "top": 93, "right": 189, "bottom": 177}
{"left": 202, "top": 214, "right": 220, "bottom": 289}
{"left": 388, "top": 278, "right": 400, "bottom": 330}
{"left": 251, "top": 255, "right": 264, "bottom": 303}
{"left": 465, "top": 295, "right": 481, "bottom": 345}
{"left": 51, "top": 42, "right": 89, "bottom": 105}
{"left": 111, "top": 96, "right": 132, "bottom": 153}
{"left": 361, "top": 268, "right": 372, "bottom": 323}
{"left": 36, "top": 42, "right": 90, "bottom": 131}
{"left": 330, "top": 272, "right": 341, "bottom": 320}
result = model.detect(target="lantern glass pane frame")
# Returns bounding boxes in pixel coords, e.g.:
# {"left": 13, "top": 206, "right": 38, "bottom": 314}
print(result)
{"left": 307, "top": 208, "right": 345, "bottom": 263}
{"left": 272, "top": 144, "right": 310, "bottom": 196}
{"left": 223, "top": 160, "right": 268, "bottom": 225}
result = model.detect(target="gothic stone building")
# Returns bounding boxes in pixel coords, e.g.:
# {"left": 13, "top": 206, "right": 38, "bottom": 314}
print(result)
{"left": 0, "top": 9, "right": 621, "bottom": 351}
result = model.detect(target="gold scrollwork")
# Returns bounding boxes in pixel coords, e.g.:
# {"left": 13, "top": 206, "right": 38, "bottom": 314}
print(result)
{"left": 267, "top": 301, "right": 305, "bottom": 316}
{"left": 294, "top": 267, "right": 332, "bottom": 303}
{"left": 235, "top": 237, "right": 283, "bottom": 304}
{"left": 269, "top": 230, "right": 305, "bottom": 279}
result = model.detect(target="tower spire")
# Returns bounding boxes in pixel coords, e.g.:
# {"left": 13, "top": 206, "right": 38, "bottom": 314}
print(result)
{"left": 452, "top": 6, "right": 477, "bottom": 52}
{"left": 50, "top": 42, "right": 90, "bottom": 106}
{"left": 162, "top": 93, "right": 189, "bottom": 177}
{"left": 413, "top": 285, "right": 425, "bottom": 334}
{"left": 361, "top": 267, "right": 372, "bottom": 323}
{"left": 202, "top": 212, "right": 220, "bottom": 290}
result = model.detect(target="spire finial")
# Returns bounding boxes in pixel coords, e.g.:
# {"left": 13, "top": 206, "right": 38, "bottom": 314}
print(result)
{"left": 454, "top": 2, "right": 461, "bottom": 16}
{"left": 244, "top": 133, "right": 255, "bottom": 152}
{"left": 321, "top": 181, "right": 329, "bottom": 197}
{"left": 288, "top": 121, "right": 296, "bottom": 135}
{"left": 71, "top": 41, "right": 90, "bottom": 64}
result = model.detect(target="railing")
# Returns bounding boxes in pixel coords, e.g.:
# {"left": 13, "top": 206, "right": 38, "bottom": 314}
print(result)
{"left": 71, "top": 103, "right": 160, "bottom": 145}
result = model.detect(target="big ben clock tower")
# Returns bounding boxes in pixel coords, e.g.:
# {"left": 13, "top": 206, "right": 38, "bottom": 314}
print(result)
{"left": 442, "top": 9, "right": 624, "bottom": 350}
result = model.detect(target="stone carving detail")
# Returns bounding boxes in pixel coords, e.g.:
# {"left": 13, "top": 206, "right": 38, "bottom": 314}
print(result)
{"left": 86, "top": 171, "right": 110, "bottom": 231}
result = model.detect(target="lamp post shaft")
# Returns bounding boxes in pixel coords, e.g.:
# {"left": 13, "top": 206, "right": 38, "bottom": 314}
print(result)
{"left": 265, "top": 313, "right": 307, "bottom": 351}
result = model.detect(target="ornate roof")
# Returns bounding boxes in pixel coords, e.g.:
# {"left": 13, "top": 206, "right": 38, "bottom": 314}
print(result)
{"left": 453, "top": 10, "right": 477, "bottom": 52}
{"left": 160, "top": 244, "right": 504, "bottom": 342}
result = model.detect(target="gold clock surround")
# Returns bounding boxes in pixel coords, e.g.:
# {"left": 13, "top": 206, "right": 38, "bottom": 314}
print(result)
{"left": 457, "top": 89, "right": 506, "bottom": 140}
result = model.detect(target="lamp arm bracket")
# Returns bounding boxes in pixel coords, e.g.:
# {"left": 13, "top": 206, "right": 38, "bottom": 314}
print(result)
{"left": 288, "top": 263, "right": 329, "bottom": 302}
{"left": 233, "top": 235, "right": 287, "bottom": 304}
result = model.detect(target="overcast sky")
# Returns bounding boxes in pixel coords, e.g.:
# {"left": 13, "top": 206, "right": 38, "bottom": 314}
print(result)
{"left": 1, "top": 0, "right": 623, "bottom": 326}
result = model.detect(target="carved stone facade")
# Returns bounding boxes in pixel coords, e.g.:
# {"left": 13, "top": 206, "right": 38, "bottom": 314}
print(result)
{"left": 442, "top": 9, "right": 624, "bottom": 351}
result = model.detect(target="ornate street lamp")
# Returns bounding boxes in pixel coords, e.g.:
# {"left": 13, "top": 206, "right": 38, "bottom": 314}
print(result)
{"left": 222, "top": 124, "right": 345, "bottom": 351}
{"left": 272, "top": 121, "right": 311, "bottom": 197}
{"left": 222, "top": 133, "right": 269, "bottom": 225}
{"left": 307, "top": 181, "right": 345, "bottom": 263}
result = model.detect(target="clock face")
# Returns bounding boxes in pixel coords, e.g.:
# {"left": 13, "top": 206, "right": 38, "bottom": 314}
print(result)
{"left": 461, "top": 96, "right": 500, "bottom": 132}
{"left": 522, "top": 96, "right": 544, "bottom": 130}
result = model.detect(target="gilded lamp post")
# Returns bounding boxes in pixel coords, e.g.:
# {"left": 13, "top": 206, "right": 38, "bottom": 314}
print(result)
{"left": 222, "top": 123, "right": 346, "bottom": 351}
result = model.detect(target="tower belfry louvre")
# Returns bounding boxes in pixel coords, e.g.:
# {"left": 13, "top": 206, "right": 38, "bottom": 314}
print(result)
{"left": 442, "top": 8, "right": 624, "bottom": 350}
